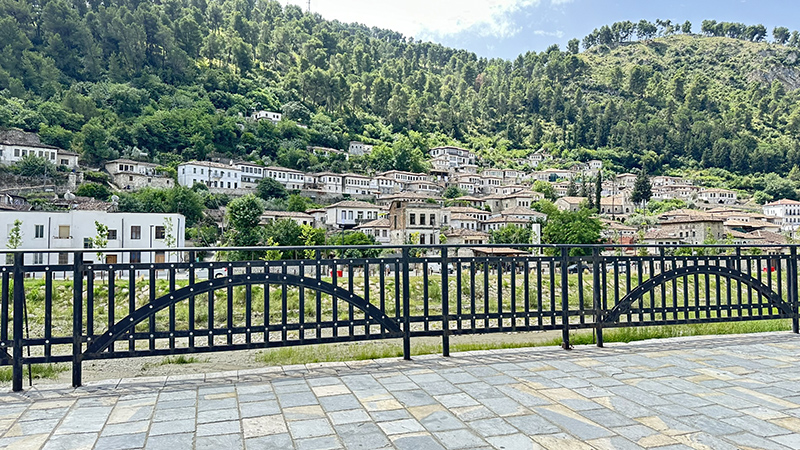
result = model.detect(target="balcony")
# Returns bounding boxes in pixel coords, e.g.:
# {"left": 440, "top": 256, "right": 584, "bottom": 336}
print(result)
{"left": 51, "top": 237, "right": 75, "bottom": 248}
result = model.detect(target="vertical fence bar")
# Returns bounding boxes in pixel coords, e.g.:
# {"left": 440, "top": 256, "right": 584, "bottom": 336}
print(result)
{"left": 12, "top": 252, "right": 24, "bottom": 392}
{"left": 593, "top": 249, "right": 603, "bottom": 348}
{"left": 792, "top": 247, "right": 799, "bottom": 333}
{"left": 1, "top": 270, "right": 8, "bottom": 348}
{"left": 188, "top": 251, "right": 196, "bottom": 350}
{"left": 72, "top": 251, "right": 83, "bottom": 388}
{"left": 561, "top": 247, "right": 571, "bottom": 350}
{"left": 402, "top": 248, "right": 411, "bottom": 360}
{"left": 45, "top": 269, "right": 53, "bottom": 358}
{"left": 107, "top": 268, "right": 115, "bottom": 353}
{"left": 441, "top": 247, "right": 450, "bottom": 357}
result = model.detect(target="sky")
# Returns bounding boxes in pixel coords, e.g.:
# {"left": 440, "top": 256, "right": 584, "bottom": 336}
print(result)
{"left": 283, "top": 0, "right": 799, "bottom": 59}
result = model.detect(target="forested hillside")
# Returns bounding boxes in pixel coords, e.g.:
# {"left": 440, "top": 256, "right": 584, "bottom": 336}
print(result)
{"left": 3, "top": 0, "right": 800, "bottom": 180}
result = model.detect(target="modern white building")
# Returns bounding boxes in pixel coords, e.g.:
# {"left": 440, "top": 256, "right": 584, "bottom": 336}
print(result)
{"left": 0, "top": 210, "right": 185, "bottom": 266}
{"left": 177, "top": 161, "right": 241, "bottom": 193}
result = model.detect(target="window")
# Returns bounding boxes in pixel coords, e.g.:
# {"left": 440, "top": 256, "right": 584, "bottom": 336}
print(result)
{"left": 357, "top": 211, "right": 364, "bottom": 220}
{"left": 430, "top": 214, "right": 436, "bottom": 227}
{"left": 83, "top": 238, "right": 93, "bottom": 249}
{"left": 420, "top": 234, "right": 426, "bottom": 244}
{"left": 35, "top": 225, "right": 44, "bottom": 239}
{"left": 107, "top": 229, "right": 117, "bottom": 240}
{"left": 410, "top": 213, "right": 416, "bottom": 225}
{"left": 14, "top": 148, "right": 19, "bottom": 157}
{"left": 60, "top": 159, "right": 68, "bottom": 165}
{"left": 130, "top": 252, "right": 141, "bottom": 264}
{"left": 341, "top": 211, "right": 346, "bottom": 220}
{"left": 155, "top": 226, "right": 165, "bottom": 240}
{"left": 131, "top": 226, "right": 141, "bottom": 240}
{"left": 348, "top": 211, "right": 353, "bottom": 220}
{"left": 58, "top": 225, "right": 70, "bottom": 239}
{"left": 58, "top": 253, "right": 69, "bottom": 265}
{"left": 420, "top": 214, "right": 425, "bottom": 226}
{"left": 33, "top": 253, "right": 44, "bottom": 265}
{"left": 155, "top": 251, "right": 166, "bottom": 263}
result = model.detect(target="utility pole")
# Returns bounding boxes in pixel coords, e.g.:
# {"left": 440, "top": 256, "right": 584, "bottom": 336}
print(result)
{"left": 307, "top": 0, "right": 311, "bottom": 13}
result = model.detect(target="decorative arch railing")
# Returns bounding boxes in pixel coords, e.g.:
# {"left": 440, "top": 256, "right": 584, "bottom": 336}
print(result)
{"left": 1, "top": 244, "right": 799, "bottom": 391}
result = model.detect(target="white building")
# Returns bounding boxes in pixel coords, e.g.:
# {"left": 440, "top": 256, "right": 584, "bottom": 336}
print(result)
{"left": 177, "top": 161, "right": 241, "bottom": 193}
{"left": 348, "top": 141, "right": 373, "bottom": 156}
{"left": 763, "top": 199, "right": 800, "bottom": 233}
{"left": 313, "top": 172, "right": 343, "bottom": 194}
{"left": 260, "top": 210, "right": 314, "bottom": 227}
{"left": 105, "top": 159, "right": 173, "bottom": 191}
{"left": 342, "top": 173, "right": 373, "bottom": 195}
{"left": 251, "top": 110, "right": 282, "bottom": 124}
{"left": 264, "top": 166, "right": 304, "bottom": 191}
{"left": 0, "top": 210, "right": 184, "bottom": 265}
{"left": 429, "top": 146, "right": 476, "bottom": 167}
{"left": 0, "top": 129, "right": 79, "bottom": 169}
{"left": 237, "top": 161, "right": 265, "bottom": 189}
{"left": 325, "top": 200, "right": 381, "bottom": 230}
{"left": 698, "top": 188, "right": 737, "bottom": 205}
{"left": 354, "top": 218, "right": 390, "bottom": 244}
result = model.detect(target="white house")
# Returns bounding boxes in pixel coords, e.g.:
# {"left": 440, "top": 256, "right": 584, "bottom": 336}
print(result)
{"left": 250, "top": 110, "right": 282, "bottom": 124}
{"left": 354, "top": 218, "right": 390, "bottom": 244}
{"left": 698, "top": 188, "right": 737, "bottom": 205}
{"left": 0, "top": 210, "right": 184, "bottom": 266}
{"left": 177, "top": 161, "right": 241, "bottom": 193}
{"left": 348, "top": 141, "right": 373, "bottom": 156}
{"left": 429, "top": 146, "right": 476, "bottom": 167}
{"left": 236, "top": 161, "right": 266, "bottom": 189}
{"left": 314, "top": 172, "right": 343, "bottom": 194}
{"left": 260, "top": 210, "right": 314, "bottom": 227}
{"left": 263, "top": 166, "right": 304, "bottom": 191}
{"left": 763, "top": 199, "right": 800, "bottom": 233}
{"left": 0, "top": 129, "right": 77, "bottom": 168}
{"left": 342, "top": 173, "right": 373, "bottom": 195}
{"left": 325, "top": 200, "right": 381, "bottom": 230}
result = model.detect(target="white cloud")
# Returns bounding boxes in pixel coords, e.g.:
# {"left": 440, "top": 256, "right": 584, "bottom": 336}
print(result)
{"left": 284, "top": 0, "right": 540, "bottom": 39}
{"left": 532, "top": 29, "right": 564, "bottom": 38}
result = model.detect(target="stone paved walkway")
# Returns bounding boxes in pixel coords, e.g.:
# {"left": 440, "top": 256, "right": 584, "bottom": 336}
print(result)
{"left": 2, "top": 332, "right": 800, "bottom": 450}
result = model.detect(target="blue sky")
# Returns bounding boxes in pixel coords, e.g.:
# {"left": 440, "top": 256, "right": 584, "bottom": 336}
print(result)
{"left": 285, "top": 0, "right": 797, "bottom": 59}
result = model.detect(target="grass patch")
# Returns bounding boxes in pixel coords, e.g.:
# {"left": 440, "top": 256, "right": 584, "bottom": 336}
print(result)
{"left": 159, "top": 355, "right": 205, "bottom": 365}
{"left": 256, "top": 319, "right": 792, "bottom": 366}
{"left": 0, "top": 364, "right": 68, "bottom": 383}
{"left": 565, "top": 319, "right": 792, "bottom": 346}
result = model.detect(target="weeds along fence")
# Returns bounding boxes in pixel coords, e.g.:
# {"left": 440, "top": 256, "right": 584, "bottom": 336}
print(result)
{"left": 1, "top": 243, "right": 799, "bottom": 392}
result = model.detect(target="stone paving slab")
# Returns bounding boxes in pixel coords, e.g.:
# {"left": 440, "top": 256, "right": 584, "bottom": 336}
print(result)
{"left": 2, "top": 332, "right": 800, "bottom": 449}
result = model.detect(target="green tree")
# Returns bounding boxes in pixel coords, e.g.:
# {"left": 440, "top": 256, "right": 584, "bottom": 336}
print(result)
{"left": 256, "top": 177, "right": 288, "bottom": 200}
{"left": 630, "top": 170, "right": 652, "bottom": 205}
{"left": 774, "top": 27, "right": 790, "bottom": 45}
{"left": 329, "top": 231, "right": 381, "bottom": 258}
{"left": 225, "top": 194, "right": 265, "bottom": 260}
{"left": 489, "top": 224, "right": 533, "bottom": 245}
{"left": 443, "top": 185, "right": 465, "bottom": 199}
{"left": 533, "top": 181, "right": 556, "bottom": 201}
{"left": 6, "top": 219, "right": 22, "bottom": 264}
{"left": 542, "top": 208, "right": 602, "bottom": 256}
{"left": 14, "top": 155, "right": 57, "bottom": 178}
{"left": 566, "top": 179, "right": 578, "bottom": 196}
{"left": 90, "top": 221, "right": 108, "bottom": 263}
{"left": 75, "top": 182, "right": 111, "bottom": 200}
{"left": 594, "top": 173, "right": 602, "bottom": 212}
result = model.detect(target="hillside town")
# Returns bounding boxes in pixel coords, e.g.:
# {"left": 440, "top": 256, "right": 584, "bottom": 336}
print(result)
{"left": 0, "top": 127, "right": 795, "bottom": 260}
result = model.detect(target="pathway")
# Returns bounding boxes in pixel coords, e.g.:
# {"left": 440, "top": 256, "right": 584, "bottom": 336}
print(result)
{"left": 2, "top": 332, "right": 800, "bottom": 449}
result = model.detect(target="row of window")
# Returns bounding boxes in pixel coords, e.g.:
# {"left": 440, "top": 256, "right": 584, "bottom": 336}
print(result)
{"left": 37, "top": 225, "right": 163, "bottom": 241}
{"left": 184, "top": 167, "right": 239, "bottom": 178}
{"left": 339, "top": 210, "right": 378, "bottom": 221}
{"left": 28, "top": 251, "right": 160, "bottom": 265}
{"left": 409, "top": 213, "right": 437, "bottom": 227}
{"left": 12, "top": 148, "right": 56, "bottom": 160}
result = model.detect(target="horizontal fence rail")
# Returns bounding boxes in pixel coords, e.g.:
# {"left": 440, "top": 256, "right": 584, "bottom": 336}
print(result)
{"left": 1, "top": 243, "right": 798, "bottom": 391}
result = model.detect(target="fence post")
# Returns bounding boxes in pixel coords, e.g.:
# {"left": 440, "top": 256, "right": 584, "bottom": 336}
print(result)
{"left": 12, "top": 252, "right": 24, "bottom": 392}
{"left": 441, "top": 246, "right": 450, "bottom": 357}
{"left": 402, "top": 247, "right": 411, "bottom": 360}
{"left": 72, "top": 251, "right": 83, "bottom": 388}
{"left": 561, "top": 247, "right": 571, "bottom": 350}
{"left": 592, "top": 248, "right": 603, "bottom": 348}
{"left": 792, "top": 246, "right": 799, "bottom": 334}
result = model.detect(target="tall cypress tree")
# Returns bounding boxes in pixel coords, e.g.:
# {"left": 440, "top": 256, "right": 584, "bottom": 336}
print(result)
{"left": 595, "top": 172, "right": 602, "bottom": 212}
{"left": 630, "top": 169, "right": 652, "bottom": 206}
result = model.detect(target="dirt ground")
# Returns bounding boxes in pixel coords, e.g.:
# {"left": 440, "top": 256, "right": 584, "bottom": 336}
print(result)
{"left": 10, "top": 329, "right": 568, "bottom": 388}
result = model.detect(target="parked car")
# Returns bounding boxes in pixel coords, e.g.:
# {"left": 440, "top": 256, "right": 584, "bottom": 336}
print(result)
{"left": 567, "top": 263, "right": 591, "bottom": 274}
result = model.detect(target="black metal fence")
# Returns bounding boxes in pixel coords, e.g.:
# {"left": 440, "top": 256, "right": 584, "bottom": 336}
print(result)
{"left": 2, "top": 243, "right": 798, "bottom": 392}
